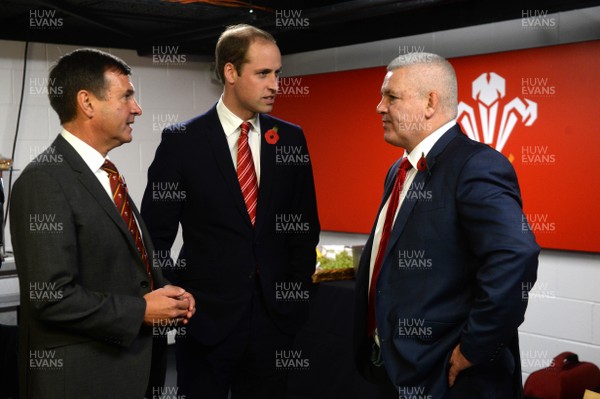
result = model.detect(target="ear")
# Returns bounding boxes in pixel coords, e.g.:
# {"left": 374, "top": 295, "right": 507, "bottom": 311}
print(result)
{"left": 424, "top": 91, "right": 440, "bottom": 119}
{"left": 223, "top": 62, "right": 238, "bottom": 85}
{"left": 76, "top": 90, "right": 94, "bottom": 119}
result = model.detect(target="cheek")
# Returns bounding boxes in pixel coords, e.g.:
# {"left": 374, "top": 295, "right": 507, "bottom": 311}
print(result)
{"left": 389, "top": 106, "right": 404, "bottom": 125}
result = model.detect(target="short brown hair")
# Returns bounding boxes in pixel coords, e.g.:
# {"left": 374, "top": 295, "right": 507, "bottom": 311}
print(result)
{"left": 48, "top": 48, "right": 131, "bottom": 124}
{"left": 215, "top": 24, "right": 276, "bottom": 84}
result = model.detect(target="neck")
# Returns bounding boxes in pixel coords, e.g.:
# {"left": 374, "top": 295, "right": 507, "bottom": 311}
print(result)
{"left": 63, "top": 121, "right": 110, "bottom": 157}
{"left": 222, "top": 90, "right": 255, "bottom": 121}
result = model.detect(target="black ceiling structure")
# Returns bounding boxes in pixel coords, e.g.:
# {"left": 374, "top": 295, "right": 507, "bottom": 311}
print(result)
{"left": 0, "top": 0, "right": 599, "bottom": 60}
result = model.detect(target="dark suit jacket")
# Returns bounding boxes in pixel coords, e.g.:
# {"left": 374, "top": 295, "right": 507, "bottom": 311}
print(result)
{"left": 354, "top": 124, "right": 539, "bottom": 398}
{"left": 141, "top": 105, "right": 320, "bottom": 345}
{"left": 10, "top": 135, "right": 165, "bottom": 399}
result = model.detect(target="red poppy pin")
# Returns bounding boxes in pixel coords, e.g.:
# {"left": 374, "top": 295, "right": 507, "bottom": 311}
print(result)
{"left": 265, "top": 126, "right": 280, "bottom": 145}
{"left": 417, "top": 152, "right": 429, "bottom": 174}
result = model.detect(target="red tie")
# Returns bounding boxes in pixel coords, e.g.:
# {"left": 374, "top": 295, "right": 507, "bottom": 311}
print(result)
{"left": 367, "top": 157, "right": 412, "bottom": 336}
{"left": 101, "top": 159, "right": 154, "bottom": 290}
{"left": 237, "top": 122, "right": 259, "bottom": 226}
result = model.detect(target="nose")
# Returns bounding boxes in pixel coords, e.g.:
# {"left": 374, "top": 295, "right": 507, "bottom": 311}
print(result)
{"left": 376, "top": 97, "right": 387, "bottom": 114}
{"left": 269, "top": 74, "right": 279, "bottom": 93}
{"left": 132, "top": 97, "right": 143, "bottom": 116}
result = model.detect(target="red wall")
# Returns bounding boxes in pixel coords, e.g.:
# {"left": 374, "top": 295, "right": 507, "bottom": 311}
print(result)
{"left": 272, "top": 40, "right": 600, "bottom": 253}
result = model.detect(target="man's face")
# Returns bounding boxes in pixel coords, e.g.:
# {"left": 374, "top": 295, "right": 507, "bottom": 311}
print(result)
{"left": 376, "top": 67, "right": 428, "bottom": 151}
{"left": 228, "top": 40, "right": 281, "bottom": 120}
{"left": 92, "top": 70, "right": 142, "bottom": 150}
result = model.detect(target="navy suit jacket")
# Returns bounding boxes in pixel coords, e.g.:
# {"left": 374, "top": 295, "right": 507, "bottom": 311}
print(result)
{"left": 141, "top": 105, "right": 320, "bottom": 345}
{"left": 354, "top": 124, "right": 539, "bottom": 398}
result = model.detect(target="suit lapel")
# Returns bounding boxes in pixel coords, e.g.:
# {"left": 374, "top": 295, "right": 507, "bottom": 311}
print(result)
{"left": 357, "top": 159, "right": 401, "bottom": 287}
{"left": 54, "top": 135, "right": 147, "bottom": 270}
{"left": 382, "top": 125, "right": 460, "bottom": 262}
{"left": 254, "top": 114, "right": 276, "bottom": 233}
{"left": 203, "top": 106, "right": 254, "bottom": 228}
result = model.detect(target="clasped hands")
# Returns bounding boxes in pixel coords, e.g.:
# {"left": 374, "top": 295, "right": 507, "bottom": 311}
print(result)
{"left": 143, "top": 284, "right": 196, "bottom": 326}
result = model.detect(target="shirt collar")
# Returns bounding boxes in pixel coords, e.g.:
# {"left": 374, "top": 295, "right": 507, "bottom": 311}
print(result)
{"left": 216, "top": 95, "right": 260, "bottom": 137}
{"left": 405, "top": 119, "right": 457, "bottom": 168}
{"left": 60, "top": 129, "right": 107, "bottom": 173}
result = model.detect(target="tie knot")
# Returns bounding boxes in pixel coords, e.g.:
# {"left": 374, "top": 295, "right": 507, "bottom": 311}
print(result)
{"left": 101, "top": 159, "right": 118, "bottom": 175}
{"left": 399, "top": 157, "right": 412, "bottom": 172}
{"left": 240, "top": 121, "right": 251, "bottom": 136}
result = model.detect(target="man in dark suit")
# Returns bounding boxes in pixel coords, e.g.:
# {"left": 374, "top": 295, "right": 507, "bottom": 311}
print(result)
{"left": 10, "top": 48, "right": 195, "bottom": 399}
{"left": 141, "top": 24, "right": 320, "bottom": 399}
{"left": 354, "top": 53, "right": 540, "bottom": 399}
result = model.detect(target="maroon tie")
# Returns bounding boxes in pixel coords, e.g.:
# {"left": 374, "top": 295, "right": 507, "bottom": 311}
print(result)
{"left": 237, "top": 122, "right": 258, "bottom": 226}
{"left": 101, "top": 159, "right": 154, "bottom": 290}
{"left": 367, "top": 157, "right": 412, "bottom": 336}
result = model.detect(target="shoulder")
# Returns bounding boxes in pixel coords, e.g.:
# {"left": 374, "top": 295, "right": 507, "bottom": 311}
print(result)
{"left": 261, "top": 114, "right": 302, "bottom": 132}
{"left": 19, "top": 141, "right": 72, "bottom": 180}
{"left": 160, "top": 105, "right": 219, "bottom": 139}
{"left": 443, "top": 130, "right": 513, "bottom": 172}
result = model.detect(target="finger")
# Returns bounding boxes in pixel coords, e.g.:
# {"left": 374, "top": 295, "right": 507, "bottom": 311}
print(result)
{"left": 173, "top": 298, "right": 190, "bottom": 310}
{"left": 178, "top": 293, "right": 195, "bottom": 311}
{"left": 186, "top": 296, "right": 196, "bottom": 311}
{"left": 163, "top": 285, "right": 186, "bottom": 297}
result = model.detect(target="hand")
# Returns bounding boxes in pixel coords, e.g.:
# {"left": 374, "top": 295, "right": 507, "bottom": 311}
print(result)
{"left": 143, "top": 285, "right": 194, "bottom": 326}
{"left": 448, "top": 344, "right": 473, "bottom": 387}
{"left": 165, "top": 284, "right": 196, "bottom": 324}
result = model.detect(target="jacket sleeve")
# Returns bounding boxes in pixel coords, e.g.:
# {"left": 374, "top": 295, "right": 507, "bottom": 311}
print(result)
{"left": 141, "top": 127, "right": 185, "bottom": 284}
{"left": 456, "top": 149, "right": 540, "bottom": 364}
{"left": 287, "top": 129, "right": 320, "bottom": 283}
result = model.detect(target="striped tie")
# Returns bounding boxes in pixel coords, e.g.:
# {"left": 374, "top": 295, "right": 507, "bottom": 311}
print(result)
{"left": 237, "top": 122, "right": 258, "bottom": 226}
{"left": 101, "top": 159, "right": 154, "bottom": 290}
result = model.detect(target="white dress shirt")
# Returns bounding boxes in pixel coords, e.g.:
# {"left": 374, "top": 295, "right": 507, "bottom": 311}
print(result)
{"left": 61, "top": 129, "right": 114, "bottom": 201}
{"left": 216, "top": 96, "right": 261, "bottom": 184}
{"left": 368, "top": 120, "right": 458, "bottom": 292}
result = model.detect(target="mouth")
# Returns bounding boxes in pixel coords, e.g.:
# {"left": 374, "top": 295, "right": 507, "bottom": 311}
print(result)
{"left": 263, "top": 96, "right": 275, "bottom": 105}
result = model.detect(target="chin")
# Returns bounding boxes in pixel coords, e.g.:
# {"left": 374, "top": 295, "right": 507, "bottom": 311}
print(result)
{"left": 383, "top": 134, "right": 404, "bottom": 148}
{"left": 259, "top": 104, "right": 274, "bottom": 114}
{"left": 119, "top": 133, "right": 133, "bottom": 144}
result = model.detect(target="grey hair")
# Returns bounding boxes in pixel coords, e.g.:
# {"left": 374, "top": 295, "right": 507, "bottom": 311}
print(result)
{"left": 387, "top": 52, "right": 458, "bottom": 118}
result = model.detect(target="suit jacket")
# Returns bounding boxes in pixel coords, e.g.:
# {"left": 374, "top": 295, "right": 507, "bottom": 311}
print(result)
{"left": 10, "top": 135, "right": 165, "bottom": 399}
{"left": 354, "top": 124, "right": 539, "bottom": 398}
{"left": 141, "top": 105, "right": 320, "bottom": 345}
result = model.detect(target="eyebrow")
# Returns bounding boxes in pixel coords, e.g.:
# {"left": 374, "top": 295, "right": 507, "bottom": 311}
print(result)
{"left": 381, "top": 87, "right": 399, "bottom": 96}
{"left": 258, "top": 68, "right": 279, "bottom": 73}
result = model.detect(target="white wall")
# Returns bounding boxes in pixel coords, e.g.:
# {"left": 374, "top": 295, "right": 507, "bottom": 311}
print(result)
{"left": 1, "top": 4, "right": 600, "bottom": 381}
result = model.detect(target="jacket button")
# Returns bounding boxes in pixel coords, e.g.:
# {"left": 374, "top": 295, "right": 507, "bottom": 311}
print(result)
{"left": 140, "top": 281, "right": 149, "bottom": 288}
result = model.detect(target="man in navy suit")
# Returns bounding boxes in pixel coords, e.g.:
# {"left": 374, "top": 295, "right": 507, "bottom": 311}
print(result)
{"left": 354, "top": 53, "right": 539, "bottom": 398}
{"left": 141, "top": 25, "right": 320, "bottom": 398}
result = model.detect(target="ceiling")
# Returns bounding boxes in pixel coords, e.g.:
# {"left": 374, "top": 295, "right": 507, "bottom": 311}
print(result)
{"left": 1, "top": 0, "right": 599, "bottom": 60}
